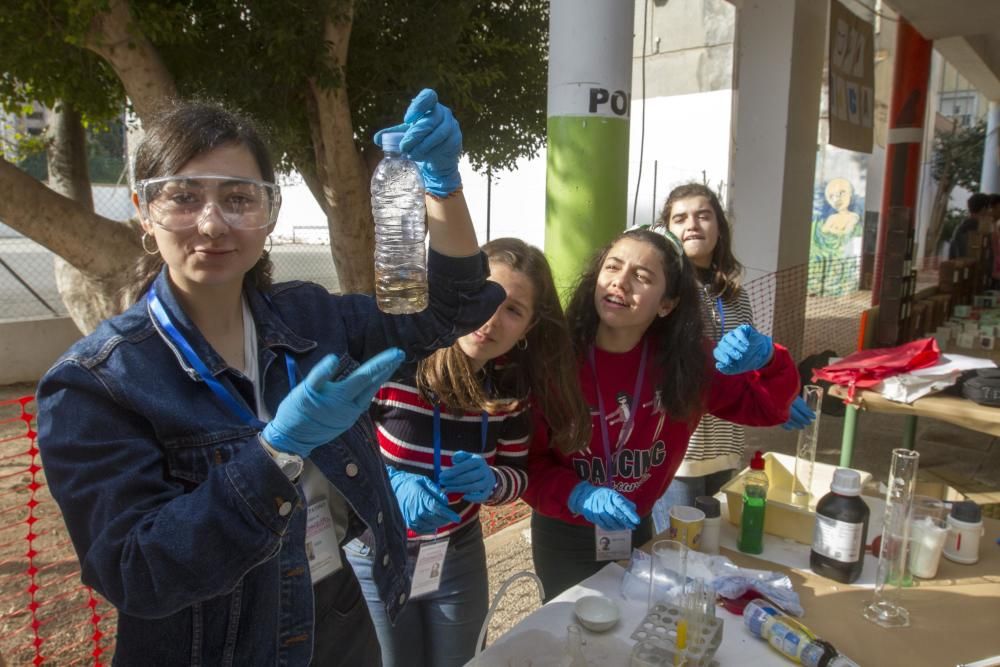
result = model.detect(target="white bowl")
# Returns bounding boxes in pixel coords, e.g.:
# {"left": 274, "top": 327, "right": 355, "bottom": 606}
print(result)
{"left": 573, "top": 595, "right": 620, "bottom": 632}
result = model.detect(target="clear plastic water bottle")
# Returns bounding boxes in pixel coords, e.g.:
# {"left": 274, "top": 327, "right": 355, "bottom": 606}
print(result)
{"left": 371, "top": 131, "right": 428, "bottom": 314}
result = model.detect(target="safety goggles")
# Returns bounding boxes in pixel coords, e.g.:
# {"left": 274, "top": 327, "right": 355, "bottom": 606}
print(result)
{"left": 135, "top": 175, "right": 281, "bottom": 230}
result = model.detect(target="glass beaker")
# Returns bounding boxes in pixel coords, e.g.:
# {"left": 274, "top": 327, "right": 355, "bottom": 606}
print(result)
{"left": 792, "top": 385, "right": 824, "bottom": 506}
{"left": 863, "top": 448, "right": 919, "bottom": 628}
{"left": 649, "top": 539, "right": 688, "bottom": 609}
{"left": 908, "top": 495, "right": 949, "bottom": 579}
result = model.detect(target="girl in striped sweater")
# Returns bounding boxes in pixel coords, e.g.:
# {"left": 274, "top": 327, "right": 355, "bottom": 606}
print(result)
{"left": 650, "top": 184, "right": 813, "bottom": 532}
{"left": 346, "top": 238, "right": 590, "bottom": 667}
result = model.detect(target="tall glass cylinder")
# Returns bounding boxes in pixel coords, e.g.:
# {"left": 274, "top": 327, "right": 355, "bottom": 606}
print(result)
{"left": 792, "top": 385, "right": 824, "bottom": 506}
{"left": 863, "top": 448, "right": 919, "bottom": 628}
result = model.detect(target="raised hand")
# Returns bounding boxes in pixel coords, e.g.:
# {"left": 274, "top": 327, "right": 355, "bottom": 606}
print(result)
{"left": 262, "top": 348, "right": 404, "bottom": 457}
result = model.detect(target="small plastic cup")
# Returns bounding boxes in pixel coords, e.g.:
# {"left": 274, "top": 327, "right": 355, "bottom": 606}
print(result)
{"left": 907, "top": 495, "right": 949, "bottom": 579}
{"left": 668, "top": 505, "right": 706, "bottom": 550}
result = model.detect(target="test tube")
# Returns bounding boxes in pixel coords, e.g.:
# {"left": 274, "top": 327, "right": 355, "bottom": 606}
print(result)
{"left": 792, "top": 385, "right": 824, "bottom": 506}
{"left": 863, "top": 448, "right": 919, "bottom": 628}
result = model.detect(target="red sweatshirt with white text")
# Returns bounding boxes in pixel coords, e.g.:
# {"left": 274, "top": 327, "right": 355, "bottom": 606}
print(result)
{"left": 522, "top": 336, "right": 798, "bottom": 524}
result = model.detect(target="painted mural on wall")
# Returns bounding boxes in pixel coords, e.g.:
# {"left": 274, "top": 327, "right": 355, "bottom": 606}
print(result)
{"left": 809, "top": 145, "right": 868, "bottom": 296}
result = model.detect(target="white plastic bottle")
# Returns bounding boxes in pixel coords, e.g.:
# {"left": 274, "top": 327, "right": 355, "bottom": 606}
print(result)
{"left": 942, "top": 501, "right": 984, "bottom": 564}
{"left": 371, "top": 131, "right": 428, "bottom": 314}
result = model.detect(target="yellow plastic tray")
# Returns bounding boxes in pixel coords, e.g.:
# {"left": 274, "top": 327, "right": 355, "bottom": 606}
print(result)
{"left": 721, "top": 452, "right": 874, "bottom": 545}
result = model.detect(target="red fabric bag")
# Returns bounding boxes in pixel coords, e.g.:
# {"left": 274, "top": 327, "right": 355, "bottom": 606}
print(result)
{"left": 812, "top": 337, "right": 941, "bottom": 401}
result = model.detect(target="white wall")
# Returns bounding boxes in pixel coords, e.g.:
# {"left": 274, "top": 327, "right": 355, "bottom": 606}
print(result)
{"left": 627, "top": 90, "right": 734, "bottom": 229}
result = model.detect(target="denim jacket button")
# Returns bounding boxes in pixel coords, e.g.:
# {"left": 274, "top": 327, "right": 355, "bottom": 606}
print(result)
{"left": 377, "top": 511, "right": 384, "bottom": 524}
{"left": 382, "top": 554, "right": 390, "bottom": 567}
{"left": 345, "top": 463, "right": 359, "bottom": 477}
{"left": 278, "top": 501, "right": 293, "bottom": 517}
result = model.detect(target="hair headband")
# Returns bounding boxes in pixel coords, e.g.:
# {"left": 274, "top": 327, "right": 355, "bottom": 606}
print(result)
{"left": 624, "top": 224, "right": 686, "bottom": 272}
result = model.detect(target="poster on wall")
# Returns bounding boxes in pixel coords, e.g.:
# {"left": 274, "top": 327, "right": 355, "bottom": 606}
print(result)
{"left": 829, "top": 0, "right": 874, "bottom": 153}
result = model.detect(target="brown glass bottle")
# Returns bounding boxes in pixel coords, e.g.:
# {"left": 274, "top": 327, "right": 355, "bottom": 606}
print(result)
{"left": 810, "top": 469, "right": 869, "bottom": 584}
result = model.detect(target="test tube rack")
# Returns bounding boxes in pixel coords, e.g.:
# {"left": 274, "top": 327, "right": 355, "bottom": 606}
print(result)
{"left": 630, "top": 603, "right": 723, "bottom": 667}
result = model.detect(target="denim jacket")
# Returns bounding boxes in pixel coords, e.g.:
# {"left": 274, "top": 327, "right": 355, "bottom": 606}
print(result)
{"left": 36, "top": 249, "right": 504, "bottom": 666}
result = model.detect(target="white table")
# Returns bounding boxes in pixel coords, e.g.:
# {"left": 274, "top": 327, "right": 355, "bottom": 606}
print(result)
{"left": 471, "top": 521, "right": 879, "bottom": 666}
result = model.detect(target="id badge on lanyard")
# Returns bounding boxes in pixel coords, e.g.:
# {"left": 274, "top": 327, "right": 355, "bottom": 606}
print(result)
{"left": 410, "top": 538, "right": 449, "bottom": 599}
{"left": 588, "top": 341, "right": 647, "bottom": 561}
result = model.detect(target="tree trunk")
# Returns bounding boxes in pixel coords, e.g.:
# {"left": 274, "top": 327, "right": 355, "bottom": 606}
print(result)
{"left": 83, "top": 0, "right": 177, "bottom": 123}
{"left": 309, "top": 2, "right": 376, "bottom": 295}
{"left": 45, "top": 103, "right": 140, "bottom": 333}
{"left": 923, "top": 175, "right": 953, "bottom": 259}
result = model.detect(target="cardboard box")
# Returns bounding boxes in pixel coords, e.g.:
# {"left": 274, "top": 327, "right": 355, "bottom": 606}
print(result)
{"left": 721, "top": 452, "right": 874, "bottom": 545}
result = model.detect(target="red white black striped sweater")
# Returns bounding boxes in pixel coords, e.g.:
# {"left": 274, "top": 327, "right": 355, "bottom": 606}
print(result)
{"left": 370, "top": 366, "right": 530, "bottom": 541}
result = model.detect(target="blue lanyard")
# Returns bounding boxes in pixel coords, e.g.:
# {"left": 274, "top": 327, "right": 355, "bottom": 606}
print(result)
{"left": 147, "top": 286, "right": 298, "bottom": 429}
{"left": 715, "top": 296, "right": 726, "bottom": 340}
{"left": 587, "top": 339, "right": 648, "bottom": 487}
{"left": 431, "top": 383, "right": 490, "bottom": 485}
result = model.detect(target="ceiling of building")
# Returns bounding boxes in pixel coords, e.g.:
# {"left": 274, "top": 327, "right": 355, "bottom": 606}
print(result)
{"left": 884, "top": 0, "right": 1000, "bottom": 99}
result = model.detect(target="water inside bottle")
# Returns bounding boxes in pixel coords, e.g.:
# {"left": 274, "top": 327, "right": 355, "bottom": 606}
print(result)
{"left": 371, "top": 151, "right": 427, "bottom": 314}
{"left": 375, "top": 272, "right": 428, "bottom": 314}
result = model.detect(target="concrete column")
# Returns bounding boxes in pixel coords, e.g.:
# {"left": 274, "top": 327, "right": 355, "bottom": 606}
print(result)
{"left": 728, "top": 0, "right": 826, "bottom": 359}
{"left": 982, "top": 101, "right": 1000, "bottom": 195}
{"left": 545, "top": 0, "right": 635, "bottom": 299}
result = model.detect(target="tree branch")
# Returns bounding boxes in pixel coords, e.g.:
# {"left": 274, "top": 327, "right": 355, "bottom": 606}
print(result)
{"left": 83, "top": 0, "right": 177, "bottom": 123}
{"left": 0, "top": 157, "right": 138, "bottom": 276}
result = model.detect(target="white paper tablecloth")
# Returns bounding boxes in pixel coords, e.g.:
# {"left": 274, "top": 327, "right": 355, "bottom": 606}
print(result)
{"left": 470, "top": 520, "right": 879, "bottom": 666}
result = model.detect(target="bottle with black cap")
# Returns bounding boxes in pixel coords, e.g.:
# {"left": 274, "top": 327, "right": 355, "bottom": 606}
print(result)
{"left": 810, "top": 468, "right": 869, "bottom": 583}
{"left": 943, "top": 501, "right": 984, "bottom": 564}
{"left": 695, "top": 495, "right": 721, "bottom": 554}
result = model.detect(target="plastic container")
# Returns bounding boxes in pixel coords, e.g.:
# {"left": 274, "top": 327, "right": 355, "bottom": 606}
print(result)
{"left": 738, "top": 451, "right": 768, "bottom": 554}
{"left": 721, "top": 452, "right": 874, "bottom": 545}
{"left": 743, "top": 600, "right": 840, "bottom": 667}
{"left": 810, "top": 469, "right": 870, "bottom": 584}
{"left": 907, "top": 495, "right": 949, "bottom": 578}
{"left": 371, "top": 131, "right": 427, "bottom": 314}
{"left": 695, "top": 496, "right": 721, "bottom": 554}
{"left": 942, "top": 501, "right": 984, "bottom": 564}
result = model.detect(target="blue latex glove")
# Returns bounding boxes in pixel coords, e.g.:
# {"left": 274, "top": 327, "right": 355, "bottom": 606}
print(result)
{"left": 781, "top": 396, "right": 817, "bottom": 430}
{"left": 567, "top": 482, "right": 641, "bottom": 532}
{"left": 714, "top": 324, "right": 774, "bottom": 375}
{"left": 374, "top": 88, "right": 462, "bottom": 197}
{"left": 262, "top": 348, "right": 404, "bottom": 457}
{"left": 387, "top": 466, "right": 461, "bottom": 534}
{"left": 439, "top": 450, "right": 496, "bottom": 503}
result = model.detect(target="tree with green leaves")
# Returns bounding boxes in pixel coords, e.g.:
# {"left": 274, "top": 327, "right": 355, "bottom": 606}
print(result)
{"left": 0, "top": 0, "right": 547, "bottom": 332}
{"left": 925, "top": 118, "right": 985, "bottom": 258}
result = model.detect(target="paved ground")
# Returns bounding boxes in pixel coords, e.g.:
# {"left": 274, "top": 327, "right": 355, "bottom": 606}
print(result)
{"left": 6, "top": 374, "right": 999, "bottom": 648}
{"left": 481, "top": 403, "right": 1000, "bottom": 642}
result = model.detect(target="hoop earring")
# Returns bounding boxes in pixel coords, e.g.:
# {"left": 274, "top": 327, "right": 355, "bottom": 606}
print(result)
{"left": 516, "top": 338, "right": 528, "bottom": 351}
{"left": 264, "top": 235, "right": 273, "bottom": 254}
{"left": 141, "top": 232, "right": 160, "bottom": 256}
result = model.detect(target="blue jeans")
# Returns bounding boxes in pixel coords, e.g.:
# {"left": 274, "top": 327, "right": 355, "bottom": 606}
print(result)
{"left": 345, "top": 522, "right": 489, "bottom": 667}
{"left": 651, "top": 469, "right": 735, "bottom": 535}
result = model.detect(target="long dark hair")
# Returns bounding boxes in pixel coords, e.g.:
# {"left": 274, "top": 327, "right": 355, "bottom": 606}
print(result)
{"left": 417, "top": 238, "right": 592, "bottom": 453}
{"left": 657, "top": 183, "right": 742, "bottom": 299}
{"left": 120, "top": 99, "right": 276, "bottom": 308}
{"left": 565, "top": 229, "right": 708, "bottom": 423}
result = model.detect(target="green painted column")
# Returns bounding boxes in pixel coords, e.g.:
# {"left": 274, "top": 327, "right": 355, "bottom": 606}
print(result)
{"left": 545, "top": 0, "right": 635, "bottom": 300}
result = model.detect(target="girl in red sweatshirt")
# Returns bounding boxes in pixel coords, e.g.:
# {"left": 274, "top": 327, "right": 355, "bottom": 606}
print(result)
{"left": 522, "top": 228, "right": 799, "bottom": 600}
